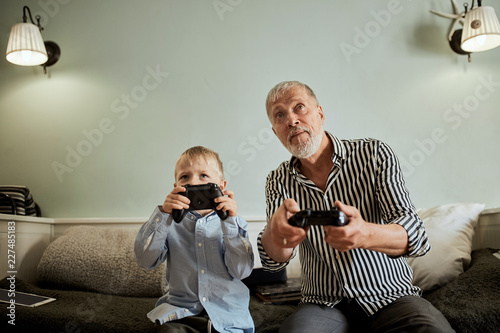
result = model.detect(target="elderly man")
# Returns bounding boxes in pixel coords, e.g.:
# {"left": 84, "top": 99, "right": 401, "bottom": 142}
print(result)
{"left": 258, "top": 81, "right": 454, "bottom": 333}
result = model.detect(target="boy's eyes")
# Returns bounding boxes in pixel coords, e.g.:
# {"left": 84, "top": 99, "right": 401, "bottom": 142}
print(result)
{"left": 178, "top": 174, "right": 210, "bottom": 182}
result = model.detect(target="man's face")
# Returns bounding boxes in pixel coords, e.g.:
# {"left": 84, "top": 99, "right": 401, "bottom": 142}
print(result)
{"left": 268, "top": 86, "right": 325, "bottom": 159}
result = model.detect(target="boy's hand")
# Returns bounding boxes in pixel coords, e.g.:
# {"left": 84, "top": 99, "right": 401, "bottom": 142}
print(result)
{"left": 214, "top": 190, "right": 237, "bottom": 217}
{"left": 161, "top": 186, "right": 190, "bottom": 214}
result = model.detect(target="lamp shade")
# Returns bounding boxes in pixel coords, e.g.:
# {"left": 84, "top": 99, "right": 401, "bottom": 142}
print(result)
{"left": 6, "top": 22, "right": 48, "bottom": 66}
{"left": 461, "top": 6, "right": 500, "bottom": 52}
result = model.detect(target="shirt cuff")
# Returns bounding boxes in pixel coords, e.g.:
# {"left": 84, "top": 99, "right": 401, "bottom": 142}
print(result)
{"left": 256, "top": 228, "right": 295, "bottom": 272}
{"left": 392, "top": 214, "right": 430, "bottom": 257}
{"left": 148, "top": 206, "right": 169, "bottom": 233}
{"left": 221, "top": 215, "right": 248, "bottom": 238}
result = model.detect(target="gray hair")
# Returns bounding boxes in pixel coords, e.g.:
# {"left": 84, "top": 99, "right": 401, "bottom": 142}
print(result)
{"left": 265, "top": 81, "right": 319, "bottom": 115}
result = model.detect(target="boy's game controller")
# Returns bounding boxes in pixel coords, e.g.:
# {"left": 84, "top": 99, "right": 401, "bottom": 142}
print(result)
{"left": 288, "top": 208, "right": 349, "bottom": 228}
{"left": 172, "top": 183, "right": 228, "bottom": 222}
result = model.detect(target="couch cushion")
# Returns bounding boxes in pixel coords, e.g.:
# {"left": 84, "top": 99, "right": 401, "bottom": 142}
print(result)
{"left": 407, "top": 203, "right": 484, "bottom": 292}
{"left": 37, "top": 225, "right": 166, "bottom": 297}
{"left": 424, "top": 248, "right": 500, "bottom": 333}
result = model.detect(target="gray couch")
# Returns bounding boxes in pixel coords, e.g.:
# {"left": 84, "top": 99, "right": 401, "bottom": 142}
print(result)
{"left": 2, "top": 224, "right": 499, "bottom": 333}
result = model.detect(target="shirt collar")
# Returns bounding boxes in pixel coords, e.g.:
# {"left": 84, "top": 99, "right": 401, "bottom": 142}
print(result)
{"left": 288, "top": 131, "right": 346, "bottom": 174}
{"left": 187, "top": 210, "right": 217, "bottom": 221}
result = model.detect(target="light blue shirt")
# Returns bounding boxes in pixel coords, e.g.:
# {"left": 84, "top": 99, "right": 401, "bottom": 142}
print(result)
{"left": 134, "top": 206, "right": 255, "bottom": 333}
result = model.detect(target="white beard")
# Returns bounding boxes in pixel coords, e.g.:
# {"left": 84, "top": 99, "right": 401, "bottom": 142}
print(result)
{"left": 286, "top": 126, "right": 323, "bottom": 159}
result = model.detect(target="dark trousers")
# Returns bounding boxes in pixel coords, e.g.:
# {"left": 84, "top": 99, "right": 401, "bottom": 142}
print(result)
{"left": 279, "top": 295, "right": 455, "bottom": 333}
{"left": 155, "top": 312, "right": 219, "bottom": 333}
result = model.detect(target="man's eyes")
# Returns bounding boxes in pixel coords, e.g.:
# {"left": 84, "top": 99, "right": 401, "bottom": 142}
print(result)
{"left": 271, "top": 111, "right": 284, "bottom": 124}
{"left": 273, "top": 104, "right": 307, "bottom": 123}
{"left": 295, "top": 104, "right": 306, "bottom": 113}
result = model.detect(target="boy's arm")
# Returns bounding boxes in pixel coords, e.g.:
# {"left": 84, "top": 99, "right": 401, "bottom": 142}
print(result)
{"left": 220, "top": 215, "right": 254, "bottom": 280}
{"left": 134, "top": 206, "right": 170, "bottom": 270}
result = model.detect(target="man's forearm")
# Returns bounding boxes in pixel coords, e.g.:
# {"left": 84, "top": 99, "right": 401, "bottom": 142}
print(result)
{"left": 260, "top": 225, "right": 295, "bottom": 263}
{"left": 363, "top": 223, "right": 409, "bottom": 257}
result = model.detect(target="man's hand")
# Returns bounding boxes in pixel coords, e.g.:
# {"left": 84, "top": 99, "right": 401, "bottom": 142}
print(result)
{"left": 323, "top": 201, "right": 367, "bottom": 252}
{"left": 261, "top": 199, "right": 309, "bottom": 262}
{"left": 324, "top": 201, "right": 409, "bottom": 256}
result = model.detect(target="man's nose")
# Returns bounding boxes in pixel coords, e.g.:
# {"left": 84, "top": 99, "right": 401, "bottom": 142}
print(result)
{"left": 287, "top": 112, "right": 299, "bottom": 127}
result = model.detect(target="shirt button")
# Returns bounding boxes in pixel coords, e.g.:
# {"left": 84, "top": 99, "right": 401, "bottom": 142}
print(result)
{"left": 202, "top": 297, "right": 207, "bottom": 302}
{"left": 198, "top": 243, "right": 203, "bottom": 247}
{"left": 184, "top": 309, "right": 189, "bottom": 312}
{"left": 155, "top": 217, "right": 160, "bottom": 222}
{"left": 201, "top": 269, "right": 205, "bottom": 274}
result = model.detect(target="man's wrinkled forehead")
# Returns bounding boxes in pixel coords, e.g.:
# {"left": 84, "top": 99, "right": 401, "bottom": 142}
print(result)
{"left": 268, "top": 86, "right": 306, "bottom": 112}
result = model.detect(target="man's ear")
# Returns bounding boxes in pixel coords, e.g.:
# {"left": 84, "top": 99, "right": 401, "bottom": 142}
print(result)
{"left": 318, "top": 105, "right": 325, "bottom": 124}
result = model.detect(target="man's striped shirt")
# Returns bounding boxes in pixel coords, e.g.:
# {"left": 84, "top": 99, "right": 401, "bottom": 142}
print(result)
{"left": 258, "top": 133, "right": 430, "bottom": 315}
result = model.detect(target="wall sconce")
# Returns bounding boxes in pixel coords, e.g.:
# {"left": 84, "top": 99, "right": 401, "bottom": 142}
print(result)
{"left": 5, "top": 6, "right": 61, "bottom": 74}
{"left": 431, "top": 0, "right": 500, "bottom": 62}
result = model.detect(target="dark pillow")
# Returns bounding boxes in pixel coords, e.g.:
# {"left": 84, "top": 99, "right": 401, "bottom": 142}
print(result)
{"left": 424, "top": 248, "right": 500, "bottom": 333}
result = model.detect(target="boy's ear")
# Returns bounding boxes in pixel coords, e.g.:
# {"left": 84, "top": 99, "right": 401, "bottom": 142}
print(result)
{"left": 219, "top": 180, "right": 227, "bottom": 191}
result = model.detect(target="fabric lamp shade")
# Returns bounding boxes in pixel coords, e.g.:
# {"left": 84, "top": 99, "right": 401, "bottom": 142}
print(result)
{"left": 461, "top": 6, "right": 500, "bottom": 52}
{"left": 6, "top": 22, "right": 48, "bottom": 66}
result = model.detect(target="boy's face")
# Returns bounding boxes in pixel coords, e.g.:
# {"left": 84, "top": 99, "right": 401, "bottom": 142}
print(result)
{"left": 174, "top": 156, "right": 226, "bottom": 190}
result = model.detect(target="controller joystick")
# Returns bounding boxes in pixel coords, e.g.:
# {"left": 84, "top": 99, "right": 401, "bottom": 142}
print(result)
{"left": 288, "top": 208, "right": 349, "bottom": 228}
{"left": 172, "top": 183, "right": 228, "bottom": 222}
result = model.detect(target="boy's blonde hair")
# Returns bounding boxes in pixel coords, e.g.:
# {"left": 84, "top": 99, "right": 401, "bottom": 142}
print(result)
{"left": 175, "top": 146, "right": 224, "bottom": 180}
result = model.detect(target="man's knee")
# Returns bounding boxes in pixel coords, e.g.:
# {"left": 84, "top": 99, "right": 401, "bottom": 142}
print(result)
{"left": 371, "top": 296, "right": 454, "bottom": 333}
{"left": 279, "top": 303, "right": 349, "bottom": 333}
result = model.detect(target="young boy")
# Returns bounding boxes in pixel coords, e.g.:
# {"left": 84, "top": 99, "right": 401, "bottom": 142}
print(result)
{"left": 134, "top": 146, "right": 255, "bottom": 333}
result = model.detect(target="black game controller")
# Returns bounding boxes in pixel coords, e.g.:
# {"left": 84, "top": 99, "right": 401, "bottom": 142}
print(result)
{"left": 172, "top": 183, "right": 228, "bottom": 222}
{"left": 288, "top": 208, "right": 349, "bottom": 228}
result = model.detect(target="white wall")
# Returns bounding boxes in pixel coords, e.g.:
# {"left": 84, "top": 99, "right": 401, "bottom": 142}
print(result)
{"left": 0, "top": 0, "right": 499, "bottom": 218}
